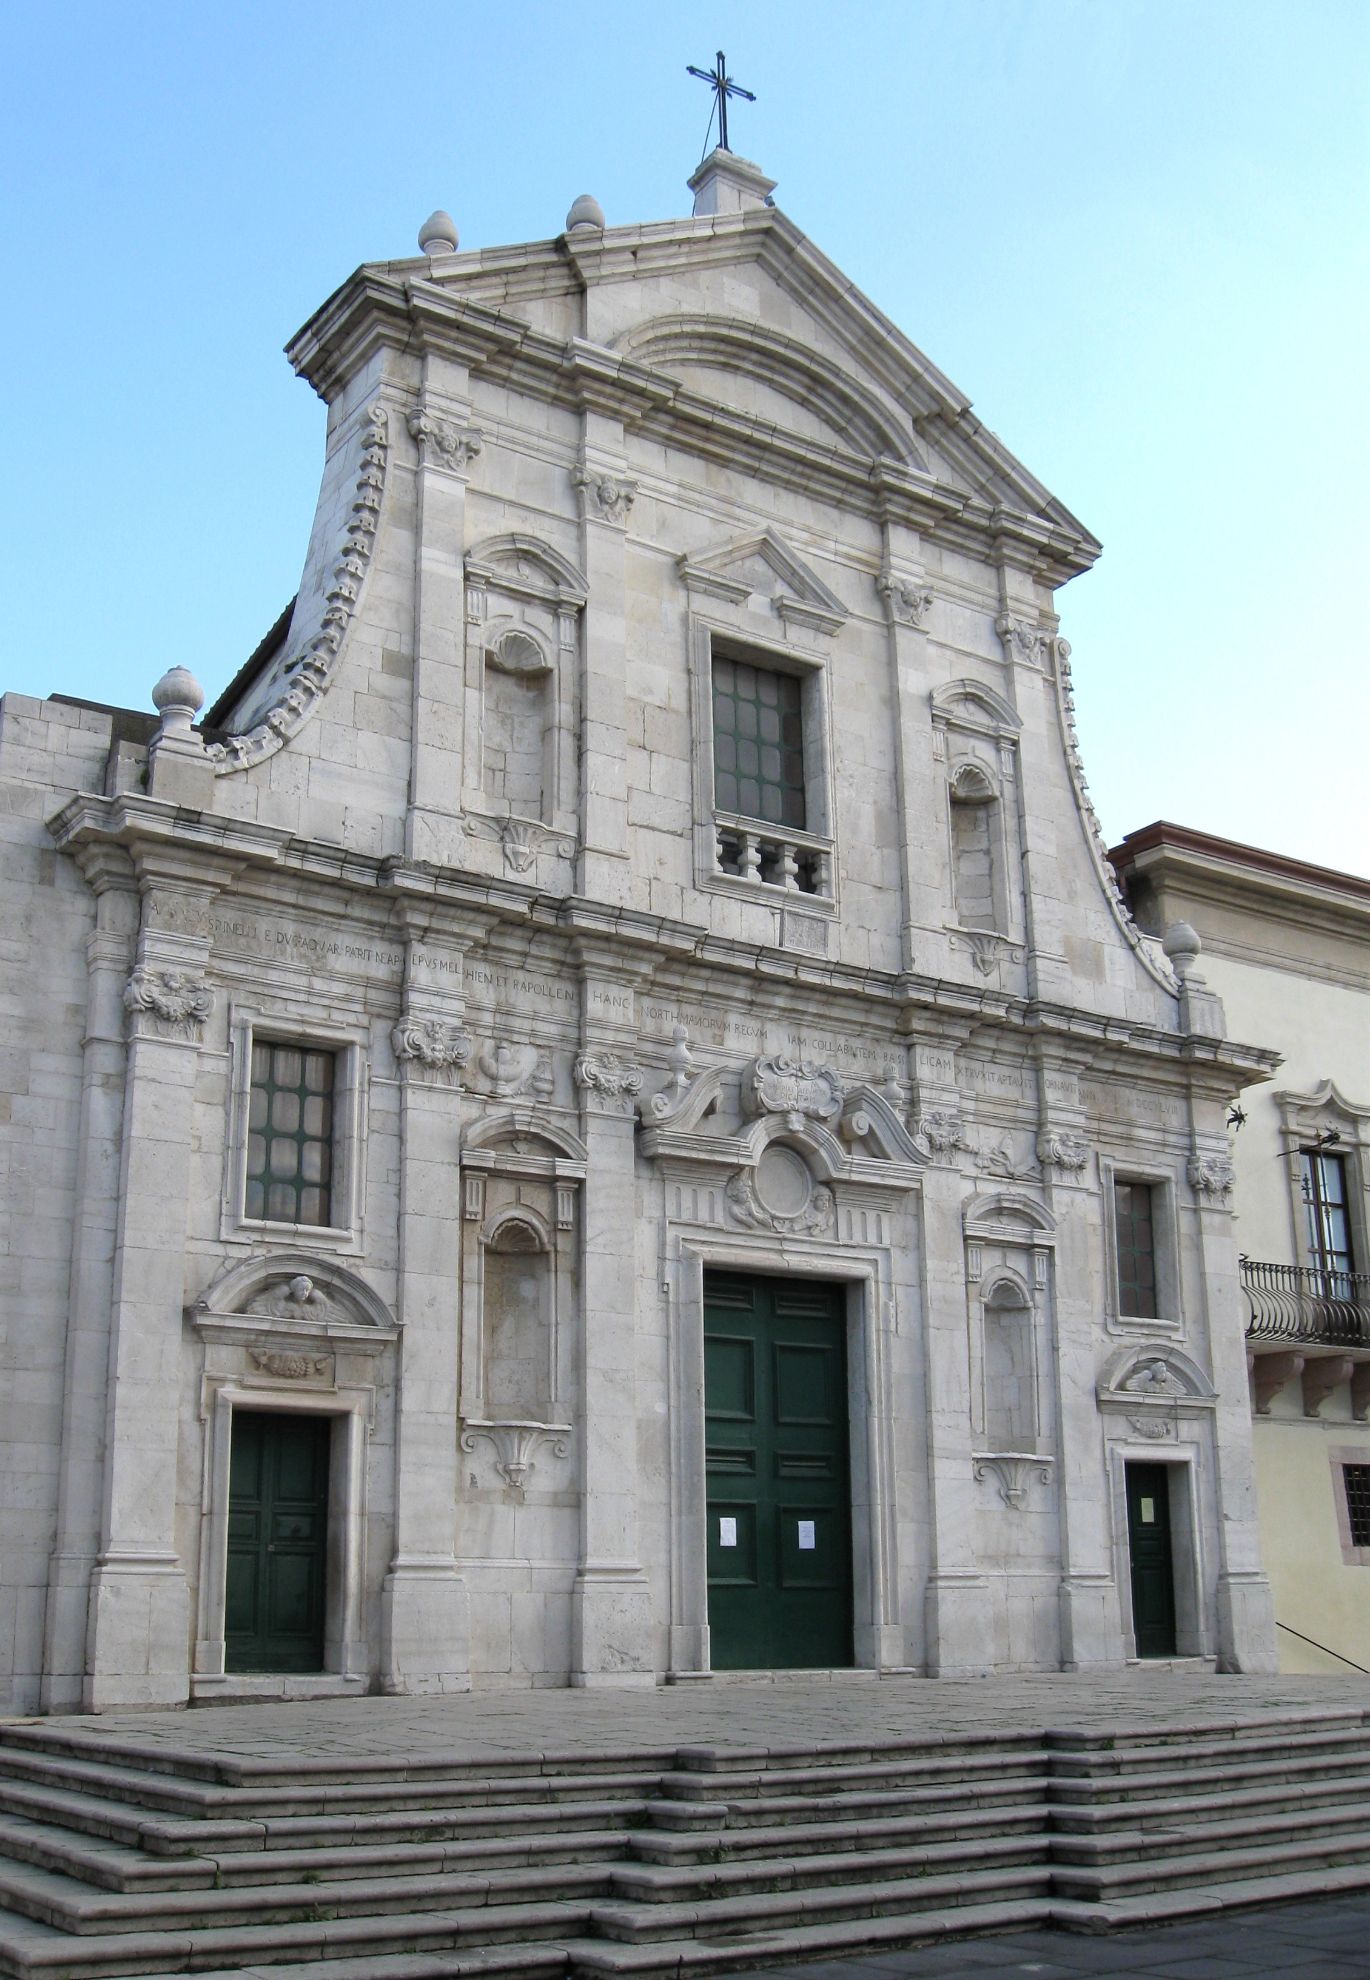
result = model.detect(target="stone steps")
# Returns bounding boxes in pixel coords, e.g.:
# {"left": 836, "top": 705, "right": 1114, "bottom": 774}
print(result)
{"left": 0, "top": 1704, "right": 1364, "bottom": 1976}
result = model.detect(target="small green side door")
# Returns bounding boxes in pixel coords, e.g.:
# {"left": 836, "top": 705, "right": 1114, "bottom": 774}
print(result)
{"left": 225, "top": 1411, "right": 330, "bottom": 1673}
{"left": 704, "top": 1273, "right": 852, "bottom": 1669}
{"left": 1125, "top": 1461, "right": 1178, "bottom": 1658}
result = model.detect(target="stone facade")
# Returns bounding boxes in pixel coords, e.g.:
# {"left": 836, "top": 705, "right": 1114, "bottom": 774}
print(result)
{"left": 0, "top": 153, "right": 1279, "bottom": 1711}
{"left": 1111, "top": 821, "right": 1370, "bottom": 1674}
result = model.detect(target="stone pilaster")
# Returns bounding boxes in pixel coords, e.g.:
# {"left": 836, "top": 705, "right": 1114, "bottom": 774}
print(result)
{"left": 917, "top": 1147, "right": 992, "bottom": 1675}
{"left": 405, "top": 366, "right": 480, "bottom": 870}
{"left": 569, "top": 943, "right": 653, "bottom": 1684}
{"left": 876, "top": 536, "right": 937, "bottom": 973}
{"left": 40, "top": 849, "right": 137, "bottom": 1711}
{"left": 380, "top": 915, "right": 476, "bottom": 1692}
{"left": 85, "top": 861, "right": 222, "bottom": 1709}
{"left": 573, "top": 417, "right": 635, "bottom": 907}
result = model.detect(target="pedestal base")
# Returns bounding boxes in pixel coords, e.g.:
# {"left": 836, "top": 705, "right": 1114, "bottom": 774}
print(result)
{"left": 380, "top": 1562, "right": 472, "bottom": 1695}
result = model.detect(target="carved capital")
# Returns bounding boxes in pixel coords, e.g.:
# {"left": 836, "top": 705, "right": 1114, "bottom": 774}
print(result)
{"left": 1187, "top": 1153, "right": 1235, "bottom": 1200}
{"left": 407, "top": 407, "right": 483, "bottom": 475}
{"left": 575, "top": 1052, "right": 644, "bottom": 1111}
{"left": 877, "top": 573, "right": 935, "bottom": 629}
{"left": 391, "top": 1016, "right": 472, "bottom": 1081}
{"left": 123, "top": 964, "right": 214, "bottom": 1041}
{"left": 996, "top": 615, "right": 1051, "bottom": 667}
{"left": 572, "top": 466, "right": 636, "bottom": 525}
{"left": 918, "top": 1109, "right": 969, "bottom": 1159}
{"left": 1036, "top": 1130, "right": 1089, "bottom": 1175}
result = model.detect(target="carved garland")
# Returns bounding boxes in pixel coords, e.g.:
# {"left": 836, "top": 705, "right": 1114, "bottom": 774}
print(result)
{"left": 1053, "top": 639, "right": 1175, "bottom": 992}
{"left": 208, "top": 405, "right": 390, "bottom": 774}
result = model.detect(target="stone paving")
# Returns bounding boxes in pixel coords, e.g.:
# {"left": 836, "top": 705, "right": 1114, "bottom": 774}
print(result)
{"left": 8, "top": 1668, "right": 1369, "bottom": 1770}
{"left": 737, "top": 1892, "right": 1370, "bottom": 1979}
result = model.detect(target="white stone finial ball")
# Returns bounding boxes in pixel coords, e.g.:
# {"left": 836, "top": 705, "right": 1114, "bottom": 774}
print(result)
{"left": 1161, "top": 920, "right": 1202, "bottom": 979}
{"left": 151, "top": 665, "right": 205, "bottom": 727}
{"left": 565, "top": 193, "right": 606, "bottom": 233}
{"left": 418, "top": 209, "right": 458, "bottom": 255}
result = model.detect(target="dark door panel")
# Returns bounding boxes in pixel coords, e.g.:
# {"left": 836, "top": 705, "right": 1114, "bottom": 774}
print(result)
{"left": 226, "top": 1411, "right": 330, "bottom": 1673}
{"left": 705, "top": 1272, "right": 852, "bottom": 1669}
{"left": 1126, "top": 1460, "right": 1178, "bottom": 1658}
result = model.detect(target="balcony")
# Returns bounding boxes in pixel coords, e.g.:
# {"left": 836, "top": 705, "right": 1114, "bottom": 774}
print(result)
{"left": 1241, "top": 1256, "right": 1370, "bottom": 1348}
{"left": 713, "top": 815, "right": 834, "bottom": 901}
{"left": 1242, "top": 1257, "right": 1370, "bottom": 1419}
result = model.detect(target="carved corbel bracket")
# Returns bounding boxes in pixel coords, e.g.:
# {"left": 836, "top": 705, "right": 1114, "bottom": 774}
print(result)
{"left": 460, "top": 1419, "right": 572, "bottom": 1491}
{"left": 949, "top": 928, "right": 1025, "bottom": 977}
{"left": 1303, "top": 1356, "right": 1355, "bottom": 1419}
{"left": 463, "top": 812, "right": 576, "bottom": 875}
{"left": 1250, "top": 1350, "right": 1305, "bottom": 1416}
{"left": 972, "top": 1452, "right": 1054, "bottom": 1509}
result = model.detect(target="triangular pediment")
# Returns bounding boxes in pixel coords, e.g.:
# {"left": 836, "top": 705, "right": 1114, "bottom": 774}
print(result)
{"left": 678, "top": 528, "right": 847, "bottom": 636}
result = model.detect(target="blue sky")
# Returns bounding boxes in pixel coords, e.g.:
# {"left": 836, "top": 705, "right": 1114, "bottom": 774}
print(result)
{"left": 3, "top": 0, "right": 1366, "bottom": 869}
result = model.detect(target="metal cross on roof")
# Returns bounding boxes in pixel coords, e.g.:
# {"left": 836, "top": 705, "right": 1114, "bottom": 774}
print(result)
{"left": 686, "top": 50, "right": 756, "bottom": 155}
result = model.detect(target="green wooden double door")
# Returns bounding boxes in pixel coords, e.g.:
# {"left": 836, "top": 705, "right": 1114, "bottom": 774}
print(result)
{"left": 704, "top": 1272, "right": 853, "bottom": 1669}
{"left": 1125, "top": 1461, "right": 1178, "bottom": 1658}
{"left": 225, "top": 1411, "right": 330, "bottom": 1673}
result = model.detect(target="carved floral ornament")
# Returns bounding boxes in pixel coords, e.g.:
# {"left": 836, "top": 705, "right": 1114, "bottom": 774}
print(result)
{"left": 972, "top": 1453, "right": 1054, "bottom": 1509}
{"left": 209, "top": 405, "right": 389, "bottom": 775}
{"left": 123, "top": 964, "right": 214, "bottom": 1040}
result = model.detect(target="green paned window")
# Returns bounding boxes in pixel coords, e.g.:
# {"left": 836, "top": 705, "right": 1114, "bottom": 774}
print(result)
{"left": 245, "top": 1042, "right": 335, "bottom": 1227}
{"left": 712, "top": 654, "right": 806, "bottom": 831}
{"left": 1114, "top": 1180, "right": 1158, "bottom": 1319}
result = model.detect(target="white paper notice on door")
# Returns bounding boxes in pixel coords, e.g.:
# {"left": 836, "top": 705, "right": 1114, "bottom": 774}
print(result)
{"left": 796, "top": 1519, "right": 816, "bottom": 1551}
{"left": 719, "top": 1517, "right": 738, "bottom": 1548}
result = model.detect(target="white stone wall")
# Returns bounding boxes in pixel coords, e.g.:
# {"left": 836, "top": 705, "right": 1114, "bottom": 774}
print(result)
{"left": 0, "top": 170, "right": 1283, "bottom": 1708}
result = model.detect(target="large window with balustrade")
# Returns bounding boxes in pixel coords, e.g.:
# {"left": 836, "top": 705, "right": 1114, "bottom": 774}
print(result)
{"left": 707, "top": 643, "right": 831, "bottom": 900}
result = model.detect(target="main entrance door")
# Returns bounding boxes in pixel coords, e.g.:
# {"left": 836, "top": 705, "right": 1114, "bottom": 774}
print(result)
{"left": 704, "top": 1272, "right": 852, "bottom": 1669}
{"left": 225, "top": 1411, "right": 330, "bottom": 1673}
{"left": 1125, "top": 1460, "right": 1178, "bottom": 1657}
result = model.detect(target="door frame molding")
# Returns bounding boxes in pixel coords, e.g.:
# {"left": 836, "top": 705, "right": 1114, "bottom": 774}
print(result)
{"left": 667, "top": 1230, "right": 902, "bottom": 1676}
{"left": 193, "top": 1378, "right": 375, "bottom": 1698}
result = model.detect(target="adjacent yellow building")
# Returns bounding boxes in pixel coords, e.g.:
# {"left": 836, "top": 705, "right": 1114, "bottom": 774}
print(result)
{"left": 1111, "top": 822, "right": 1370, "bottom": 1675}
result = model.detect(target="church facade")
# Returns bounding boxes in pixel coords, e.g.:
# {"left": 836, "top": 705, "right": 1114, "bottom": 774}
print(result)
{"left": 0, "top": 153, "right": 1278, "bottom": 1710}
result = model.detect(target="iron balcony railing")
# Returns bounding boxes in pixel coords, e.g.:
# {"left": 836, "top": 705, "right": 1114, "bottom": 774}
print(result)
{"left": 1241, "top": 1256, "right": 1370, "bottom": 1348}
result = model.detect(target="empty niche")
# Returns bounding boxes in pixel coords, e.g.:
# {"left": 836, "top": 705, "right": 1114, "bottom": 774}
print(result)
{"left": 482, "top": 1213, "right": 553, "bottom": 1420}
{"left": 982, "top": 1279, "right": 1036, "bottom": 1450}
{"left": 949, "top": 760, "right": 1003, "bottom": 931}
{"left": 483, "top": 629, "right": 552, "bottom": 821}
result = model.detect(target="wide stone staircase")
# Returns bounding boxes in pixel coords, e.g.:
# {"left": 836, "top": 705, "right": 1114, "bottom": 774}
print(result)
{"left": 0, "top": 1704, "right": 1364, "bottom": 1976}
